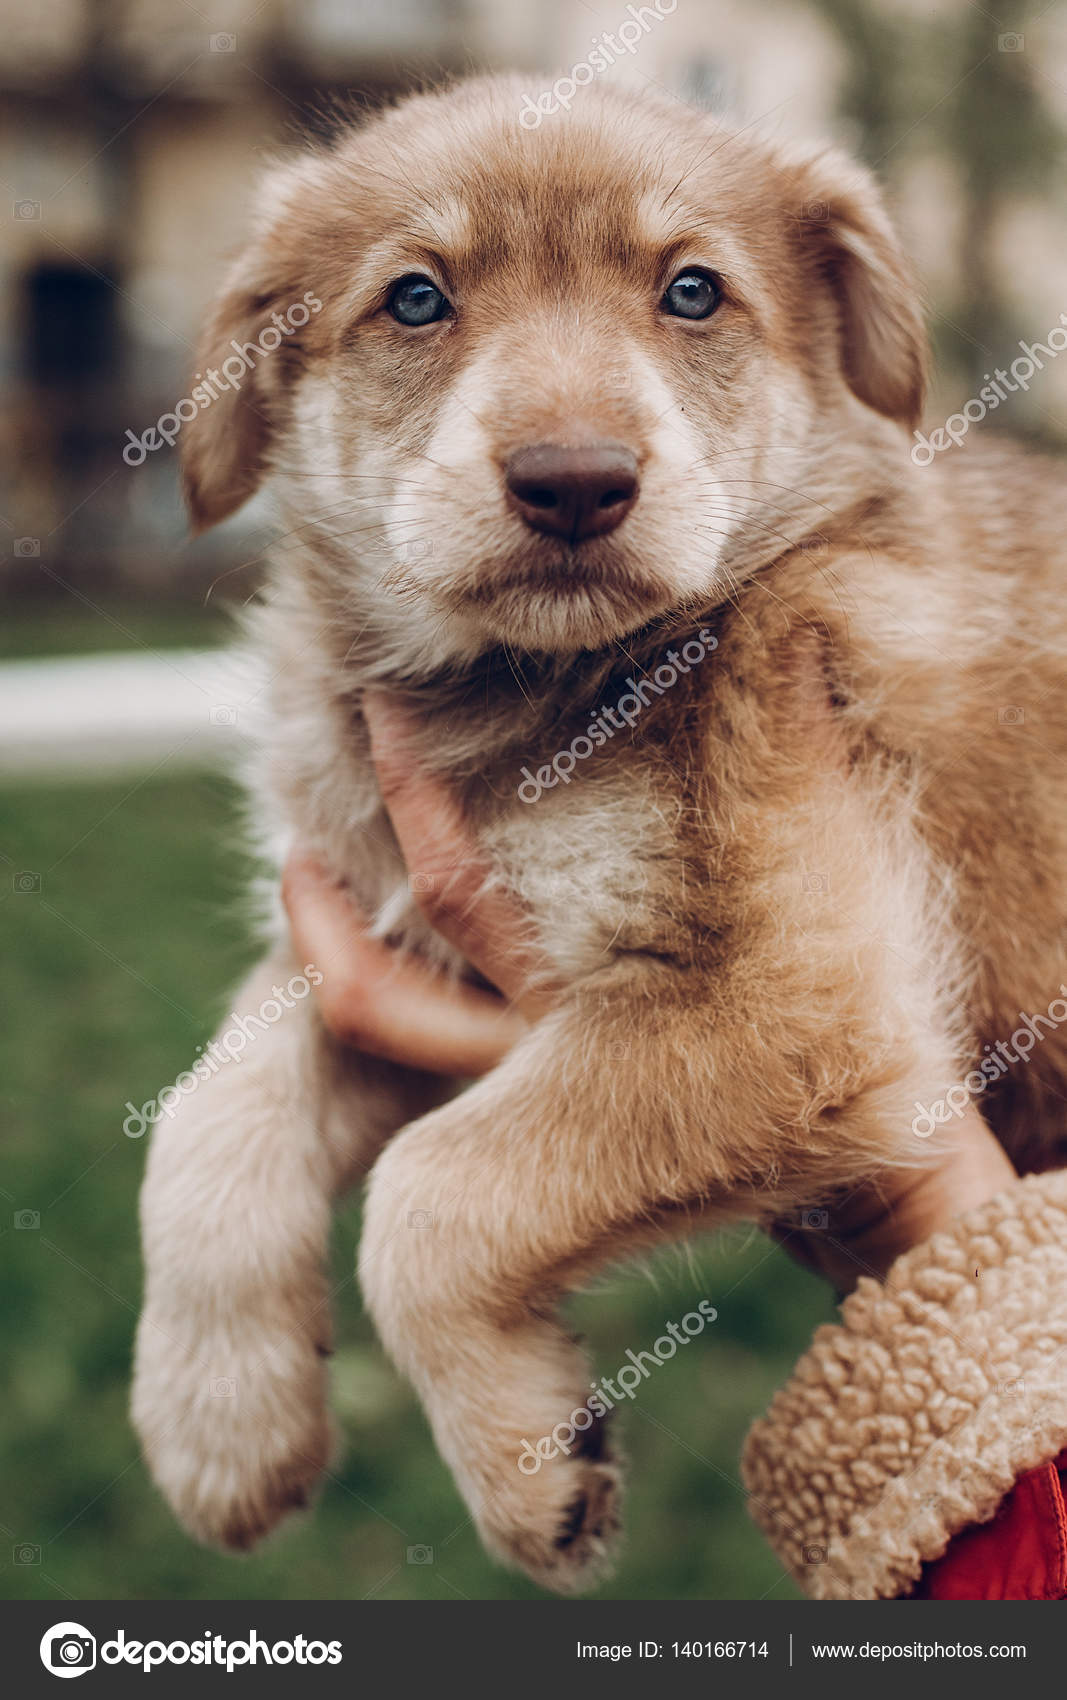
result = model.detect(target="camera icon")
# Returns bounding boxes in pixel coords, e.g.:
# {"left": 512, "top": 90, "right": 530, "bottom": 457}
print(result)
{"left": 407, "top": 1210, "right": 436, "bottom": 1229}
{"left": 14, "top": 537, "right": 40, "bottom": 557}
{"left": 407, "top": 1544, "right": 434, "bottom": 1564}
{"left": 398, "top": 539, "right": 434, "bottom": 560}
{"left": 999, "top": 32, "right": 1024, "bottom": 52}
{"left": 14, "top": 1543, "right": 41, "bottom": 1564}
{"left": 14, "top": 870, "right": 41, "bottom": 893}
{"left": 801, "top": 1208, "right": 829, "bottom": 1231}
{"left": 209, "top": 1376, "right": 237, "bottom": 1397}
{"left": 409, "top": 872, "right": 435, "bottom": 894}
{"left": 606, "top": 367, "right": 632, "bottom": 391}
{"left": 608, "top": 1040, "right": 631, "bottom": 1059}
{"left": 39, "top": 1622, "right": 97, "bottom": 1676}
{"left": 15, "top": 1209, "right": 40, "bottom": 1230}
{"left": 209, "top": 704, "right": 238, "bottom": 727}
{"left": 802, "top": 871, "right": 829, "bottom": 894}
{"left": 800, "top": 534, "right": 828, "bottom": 555}
{"left": 210, "top": 32, "right": 237, "bottom": 52}
{"left": 13, "top": 200, "right": 40, "bottom": 220}
{"left": 803, "top": 1544, "right": 828, "bottom": 1564}
{"left": 996, "top": 705, "right": 1024, "bottom": 725}
{"left": 804, "top": 200, "right": 830, "bottom": 222}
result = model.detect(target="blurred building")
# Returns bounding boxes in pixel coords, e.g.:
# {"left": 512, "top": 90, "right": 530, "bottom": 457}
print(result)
{"left": 0, "top": 0, "right": 474, "bottom": 597}
{"left": 1, "top": 0, "right": 1064, "bottom": 606}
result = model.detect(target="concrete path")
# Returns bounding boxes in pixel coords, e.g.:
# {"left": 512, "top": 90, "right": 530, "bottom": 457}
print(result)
{"left": 0, "top": 649, "right": 256, "bottom": 779}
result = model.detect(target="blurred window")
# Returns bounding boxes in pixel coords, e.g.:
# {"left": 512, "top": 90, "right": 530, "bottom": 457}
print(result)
{"left": 21, "top": 262, "right": 120, "bottom": 386}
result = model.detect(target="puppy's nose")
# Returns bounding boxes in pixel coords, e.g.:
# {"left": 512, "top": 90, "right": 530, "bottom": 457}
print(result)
{"left": 505, "top": 442, "right": 639, "bottom": 542}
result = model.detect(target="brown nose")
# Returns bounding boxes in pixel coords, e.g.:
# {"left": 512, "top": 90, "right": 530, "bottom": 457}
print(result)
{"left": 504, "top": 441, "right": 639, "bottom": 542}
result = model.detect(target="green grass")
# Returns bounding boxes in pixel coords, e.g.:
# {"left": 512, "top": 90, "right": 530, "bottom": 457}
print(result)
{"left": 0, "top": 599, "right": 231, "bottom": 662}
{"left": 0, "top": 770, "right": 830, "bottom": 1602}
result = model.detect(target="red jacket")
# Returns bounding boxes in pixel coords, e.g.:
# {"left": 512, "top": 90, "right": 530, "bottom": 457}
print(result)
{"left": 917, "top": 1449, "right": 1067, "bottom": 1600}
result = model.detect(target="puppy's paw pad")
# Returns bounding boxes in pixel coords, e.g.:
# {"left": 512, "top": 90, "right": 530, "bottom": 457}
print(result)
{"left": 549, "top": 1460, "right": 621, "bottom": 1571}
{"left": 489, "top": 1450, "right": 623, "bottom": 1595}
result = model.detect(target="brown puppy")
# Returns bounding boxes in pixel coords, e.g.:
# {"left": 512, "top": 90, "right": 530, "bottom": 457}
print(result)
{"left": 132, "top": 74, "right": 1067, "bottom": 1592}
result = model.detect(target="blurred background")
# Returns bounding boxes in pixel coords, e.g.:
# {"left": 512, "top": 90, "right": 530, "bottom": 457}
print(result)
{"left": 2, "top": 0, "right": 1064, "bottom": 1603}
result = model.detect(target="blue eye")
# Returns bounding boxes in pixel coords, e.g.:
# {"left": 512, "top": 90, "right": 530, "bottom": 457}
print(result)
{"left": 388, "top": 275, "right": 451, "bottom": 326}
{"left": 662, "top": 269, "right": 721, "bottom": 320}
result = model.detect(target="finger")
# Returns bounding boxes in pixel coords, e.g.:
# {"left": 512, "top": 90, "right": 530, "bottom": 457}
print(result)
{"left": 363, "top": 691, "right": 558, "bottom": 1016}
{"left": 283, "top": 855, "right": 528, "bottom": 1075}
{"left": 877, "top": 1102, "right": 1016, "bottom": 1278}
{"left": 771, "top": 1102, "right": 1017, "bottom": 1291}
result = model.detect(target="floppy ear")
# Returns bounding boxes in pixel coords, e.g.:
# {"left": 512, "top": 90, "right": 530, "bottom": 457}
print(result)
{"left": 791, "top": 151, "right": 927, "bottom": 428}
{"left": 181, "top": 267, "right": 277, "bottom": 533}
{"left": 182, "top": 161, "right": 321, "bottom": 534}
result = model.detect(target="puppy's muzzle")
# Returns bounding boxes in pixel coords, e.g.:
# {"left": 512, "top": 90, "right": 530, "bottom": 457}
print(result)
{"left": 504, "top": 441, "right": 639, "bottom": 543}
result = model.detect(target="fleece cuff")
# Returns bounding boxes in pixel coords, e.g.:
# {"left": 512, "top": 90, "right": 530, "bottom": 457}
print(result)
{"left": 741, "top": 1169, "right": 1067, "bottom": 1599}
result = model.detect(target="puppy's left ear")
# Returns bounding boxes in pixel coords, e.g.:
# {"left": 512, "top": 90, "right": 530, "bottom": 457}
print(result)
{"left": 791, "top": 151, "right": 927, "bottom": 428}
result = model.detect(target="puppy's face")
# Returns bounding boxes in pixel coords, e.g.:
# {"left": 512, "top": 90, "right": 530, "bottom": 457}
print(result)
{"left": 185, "top": 78, "right": 925, "bottom": 669}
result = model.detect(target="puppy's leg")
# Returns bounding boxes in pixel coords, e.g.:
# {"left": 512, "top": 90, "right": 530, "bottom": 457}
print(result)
{"left": 132, "top": 953, "right": 444, "bottom": 1549}
{"left": 360, "top": 895, "right": 966, "bottom": 1592}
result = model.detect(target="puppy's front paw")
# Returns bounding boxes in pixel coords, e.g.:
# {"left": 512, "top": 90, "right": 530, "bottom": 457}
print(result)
{"left": 479, "top": 1423, "right": 623, "bottom": 1594}
{"left": 413, "top": 1326, "right": 625, "bottom": 1593}
{"left": 132, "top": 1301, "right": 333, "bottom": 1551}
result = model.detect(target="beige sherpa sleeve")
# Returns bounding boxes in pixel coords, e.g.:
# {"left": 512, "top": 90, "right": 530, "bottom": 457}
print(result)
{"left": 741, "top": 1169, "right": 1067, "bottom": 1600}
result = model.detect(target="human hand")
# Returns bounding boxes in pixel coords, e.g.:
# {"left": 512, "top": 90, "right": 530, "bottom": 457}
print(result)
{"left": 773, "top": 1103, "right": 1016, "bottom": 1291}
{"left": 282, "top": 691, "right": 558, "bottom": 1080}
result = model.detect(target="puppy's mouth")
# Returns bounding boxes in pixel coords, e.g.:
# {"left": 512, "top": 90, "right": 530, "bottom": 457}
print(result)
{"left": 461, "top": 536, "right": 662, "bottom": 607}
{"left": 441, "top": 535, "right": 675, "bottom": 654}
{"left": 489, "top": 547, "right": 615, "bottom": 596}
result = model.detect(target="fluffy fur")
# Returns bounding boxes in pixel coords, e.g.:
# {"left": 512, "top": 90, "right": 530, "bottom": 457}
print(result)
{"left": 132, "top": 75, "right": 1067, "bottom": 1592}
